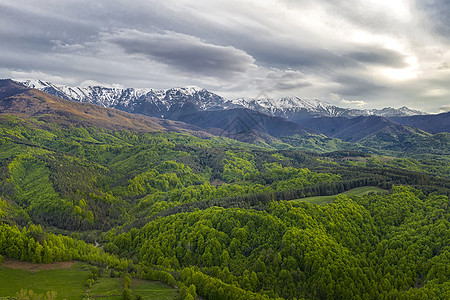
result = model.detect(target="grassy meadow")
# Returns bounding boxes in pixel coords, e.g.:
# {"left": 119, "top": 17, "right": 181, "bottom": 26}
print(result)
{"left": 293, "top": 186, "right": 388, "bottom": 205}
{"left": 0, "top": 260, "right": 177, "bottom": 299}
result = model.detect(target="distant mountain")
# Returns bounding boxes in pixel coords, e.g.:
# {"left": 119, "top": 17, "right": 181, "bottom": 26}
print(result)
{"left": 164, "top": 103, "right": 311, "bottom": 138}
{"left": 294, "top": 113, "right": 449, "bottom": 156}
{"left": 230, "top": 97, "right": 425, "bottom": 120}
{"left": 389, "top": 112, "right": 450, "bottom": 133}
{"left": 22, "top": 80, "right": 426, "bottom": 120}
{"left": 0, "top": 80, "right": 319, "bottom": 145}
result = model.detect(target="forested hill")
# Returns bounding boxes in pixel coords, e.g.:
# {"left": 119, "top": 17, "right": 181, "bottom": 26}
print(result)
{"left": 0, "top": 79, "right": 449, "bottom": 299}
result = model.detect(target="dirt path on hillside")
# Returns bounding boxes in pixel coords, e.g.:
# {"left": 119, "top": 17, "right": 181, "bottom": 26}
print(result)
{"left": 0, "top": 258, "right": 75, "bottom": 272}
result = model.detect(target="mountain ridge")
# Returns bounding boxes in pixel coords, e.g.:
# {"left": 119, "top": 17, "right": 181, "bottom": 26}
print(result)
{"left": 0, "top": 80, "right": 369, "bottom": 153}
{"left": 22, "top": 79, "right": 426, "bottom": 119}
{"left": 6, "top": 79, "right": 449, "bottom": 157}
{"left": 0, "top": 79, "right": 213, "bottom": 137}
{"left": 389, "top": 112, "right": 450, "bottom": 134}
{"left": 0, "top": 80, "right": 324, "bottom": 147}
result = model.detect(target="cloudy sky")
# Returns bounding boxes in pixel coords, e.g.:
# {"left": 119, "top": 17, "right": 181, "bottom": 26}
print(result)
{"left": 1, "top": 0, "right": 449, "bottom": 112}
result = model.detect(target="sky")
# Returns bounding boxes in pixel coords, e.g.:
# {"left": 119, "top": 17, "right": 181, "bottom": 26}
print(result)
{"left": 1, "top": 0, "right": 449, "bottom": 113}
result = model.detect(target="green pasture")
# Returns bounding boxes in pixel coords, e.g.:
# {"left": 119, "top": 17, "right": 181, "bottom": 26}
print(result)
{"left": 88, "top": 277, "right": 178, "bottom": 300}
{"left": 293, "top": 186, "right": 388, "bottom": 205}
{"left": 0, "top": 262, "right": 177, "bottom": 299}
{"left": 0, "top": 262, "right": 90, "bottom": 299}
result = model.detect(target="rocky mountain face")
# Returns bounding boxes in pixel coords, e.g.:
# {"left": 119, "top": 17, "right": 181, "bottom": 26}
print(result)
{"left": 230, "top": 97, "right": 425, "bottom": 120}
{"left": 22, "top": 79, "right": 230, "bottom": 118}
{"left": 22, "top": 80, "right": 425, "bottom": 120}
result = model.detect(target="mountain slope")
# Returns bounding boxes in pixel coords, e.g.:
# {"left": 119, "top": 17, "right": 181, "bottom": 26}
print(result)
{"left": 294, "top": 113, "right": 449, "bottom": 156}
{"left": 389, "top": 112, "right": 450, "bottom": 133}
{"left": 10, "top": 80, "right": 345, "bottom": 147}
{"left": 360, "top": 125, "right": 449, "bottom": 156}
{"left": 0, "top": 80, "right": 328, "bottom": 147}
{"left": 165, "top": 102, "right": 312, "bottom": 137}
{"left": 295, "top": 115, "right": 400, "bottom": 142}
{"left": 0, "top": 79, "right": 211, "bottom": 136}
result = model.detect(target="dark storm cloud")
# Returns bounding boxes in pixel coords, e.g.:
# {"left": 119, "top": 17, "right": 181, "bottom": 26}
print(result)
{"left": 332, "top": 73, "right": 386, "bottom": 96}
{"left": 1, "top": 0, "right": 449, "bottom": 112}
{"left": 107, "top": 30, "right": 255, "bottom": 78}
{"left": 346, "top": 48, "right": 408, "bottom": 68}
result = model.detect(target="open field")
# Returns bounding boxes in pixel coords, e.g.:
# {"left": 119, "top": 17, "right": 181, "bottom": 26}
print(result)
{"left": 88, "top": 277, "right": 178, "bottom": 300}
{"left": 0, "top": 259, "right": 177, "bottom": 299}
{"left": 293, "top": 186, "right": 388, "bottom": 205}
{"left": 132, "top": 279, "right": 178, "bottom": 300}
{"left": 0, "top": 260, "right": 90, "bottom": 299}
{"left": 88, "top": 277, "right": 123, "bottom": 299}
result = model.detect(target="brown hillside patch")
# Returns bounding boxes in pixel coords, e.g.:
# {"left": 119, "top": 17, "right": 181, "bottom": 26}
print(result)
{"left": 0, "top": 258, "right": 75, "bottom": 272}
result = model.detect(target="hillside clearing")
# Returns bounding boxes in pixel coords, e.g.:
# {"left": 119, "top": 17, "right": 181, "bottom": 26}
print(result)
{"left": 293, "top": 186, "right": 388, "bottom": 205}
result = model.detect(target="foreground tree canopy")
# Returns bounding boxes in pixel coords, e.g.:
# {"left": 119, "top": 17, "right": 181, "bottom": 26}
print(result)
{"left": 0, "top": 115, "right": 449, "bottom": 299}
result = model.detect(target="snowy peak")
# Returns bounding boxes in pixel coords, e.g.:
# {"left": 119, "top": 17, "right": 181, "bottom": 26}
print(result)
{"left": 21, "top": 80, "right": 227, "bottom": 114}
{"left": 230, "top": 96, "right": 335, "bottom": 116}
{"left": 229, "top": 96, "right": 426, "bottom": 118}
{"left": 169, "top": 86, "right": 204, "bottom": 96}
{"left": 372, "top": 106, "right": 424, "bottom": 117}
{"left": 23, "top": 79, "right": 153, "bottom": 108}
{"left": 232, "top": 96, "right": 331, "bottom": 110}
{"left": 326, "top": 105, "right": 426, "bottom": 118}
{"left": 21, "top": 80, "right": 426, "bottom": 119}
{"left": 22, "top": 79, "right": 50, "bottom": 90}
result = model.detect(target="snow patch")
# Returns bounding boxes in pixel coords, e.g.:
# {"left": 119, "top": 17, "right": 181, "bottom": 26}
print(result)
{"left": 21, "top": 80, "right": 426, "bottom": 118}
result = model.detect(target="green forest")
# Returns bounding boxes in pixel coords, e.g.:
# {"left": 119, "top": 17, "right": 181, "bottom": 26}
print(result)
{"left": 0, "top": 114, "right": 449, "bottom": 299}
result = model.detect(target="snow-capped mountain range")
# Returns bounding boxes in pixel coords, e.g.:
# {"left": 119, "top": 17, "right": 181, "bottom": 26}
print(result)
{"left": 22, "top": 79, "right": 425, "bottom": 120}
